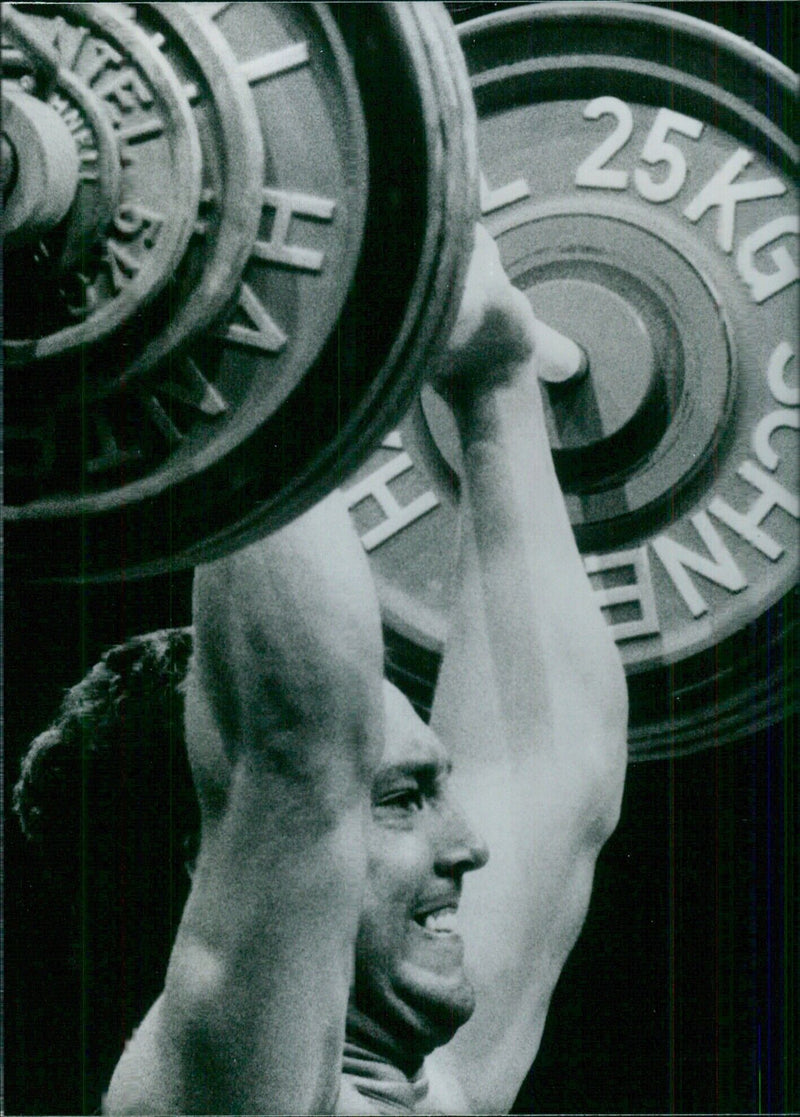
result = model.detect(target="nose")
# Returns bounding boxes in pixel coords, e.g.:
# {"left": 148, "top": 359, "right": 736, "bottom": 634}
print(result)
{"left": 531, "top": 315, "right": 588, "bottom": 386}
{"left": 433, "top": 798, "right": 489, "bottom": 878}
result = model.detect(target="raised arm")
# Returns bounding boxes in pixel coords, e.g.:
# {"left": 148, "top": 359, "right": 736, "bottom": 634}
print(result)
{"left": 105, "top": 492, "right": 385, "bottom": 1115}
{"left": 426, "top": 227, "right": 628, "bottom": 1112}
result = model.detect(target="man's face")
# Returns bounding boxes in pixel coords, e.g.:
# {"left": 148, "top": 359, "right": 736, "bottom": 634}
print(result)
{"left": 351, "top": 682, "right": 489, "bottom": 1061}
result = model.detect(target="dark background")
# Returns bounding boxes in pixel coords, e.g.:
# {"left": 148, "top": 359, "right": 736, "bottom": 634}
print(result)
{"left": 4, "top": 3, "right": 797, "bottom": 1114}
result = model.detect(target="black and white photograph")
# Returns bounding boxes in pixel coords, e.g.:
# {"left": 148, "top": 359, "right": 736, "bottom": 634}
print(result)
{"left": 3, "top": 2, "right": 797, "bottom": 1113}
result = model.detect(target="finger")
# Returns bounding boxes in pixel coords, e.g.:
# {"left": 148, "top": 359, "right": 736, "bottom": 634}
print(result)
{"left": 531, "top": 316, "right": 588, "bottom": 385}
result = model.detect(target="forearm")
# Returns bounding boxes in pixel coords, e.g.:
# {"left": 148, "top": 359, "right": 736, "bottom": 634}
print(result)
{"left": 106, "top": 807, "right": 365, "bottom": 1115}
{"left": 156, "top": 798, "right": 366, "bottom": 1113}
{"left": 429, "top": 343, "right": 627, "bottom": 1114}
{"left": 106, "top": 493, "right": 384, "bottom": 1114}
{"left": 435, "top": 365, "right": 627, "bottom": 798}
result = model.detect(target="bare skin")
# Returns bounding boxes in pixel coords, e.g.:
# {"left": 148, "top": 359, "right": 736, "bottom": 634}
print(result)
{"left": 105, "top": 225, "right": 628, "bottom": 1115}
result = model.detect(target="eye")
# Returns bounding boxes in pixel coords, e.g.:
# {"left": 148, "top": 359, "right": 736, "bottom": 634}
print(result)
{"left": 377, "top": 786, "right": 424, "bottom": 813}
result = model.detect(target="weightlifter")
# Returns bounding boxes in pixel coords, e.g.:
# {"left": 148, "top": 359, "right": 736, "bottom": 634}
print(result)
{"left": 97, "top": 224, "right": 628, "bottom": 1114}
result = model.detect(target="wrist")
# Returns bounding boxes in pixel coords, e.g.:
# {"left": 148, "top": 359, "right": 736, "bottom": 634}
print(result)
{"left": 450, "top": 362, "right": 546, "bottom": 440}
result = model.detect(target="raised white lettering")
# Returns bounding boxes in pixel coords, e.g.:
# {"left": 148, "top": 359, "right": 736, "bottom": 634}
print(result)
{"left": 157, "top": 357, "right": 228, "bottom": 417}
{"left": 583, "top": 547, "right": 661, "bottom": 640}
{"left": 113, "top": 203, "right": 164, "bottom": 246}
{"left": 116, "top": 117, "right": 166, "bottom": 144}
{"left": 143, "top": 395, "right": 182, "bottom": 445}
{"left": 344, "top": 453, "right": 439, "bottom": 552}
{"left": 708, "top": 460, "right": 799, "bottom": 560}
{"left": 78, "top": 151, "right": 99, "bottom": 183}
{"left": 682, "top": 148, "right": 785, "bottom": 253}
{"left": 240, "top": 42, "right": 309, "bottom": 85}
{"left": 633, "top": 108, "right": 703, "bottom": 203}
{"left": 104, "top": 240, "right": 140, "bottom": 293}
{"left": 651, "top": 512, "right": 747, "bottom": 618}
{"left": 752, "top": 410, "right": 800, "bottom": 471}
{"left": 222, "top": 283, "right": 287, "bottom": 353}
{"left": 62, "top": 271, "right": 97, "bottom": 319}
{"left": 182, "top": 81, "right": 201, "bottom": 106}
{"left": 252, "top": 188, "right": 335, "bottom": 273}
{"left": 479, "top": 171, "right": 531, "bottom": 214}
{"left": 79, "top": 39, "right": 121, "bottom": 87}
{"left": 49, "top": 96, "right": 90, "bottom": 144}
{"left": 49, "top": 15, "right": 88, "bottom": 71}
{"left": 736, "top": 214, "right": 799, "bottom": 302}
{"left": 575, "top": 96, "right": 633, "bottom": 190}
{"left": 95, "top": 67, "right": 154, "bottom": 116}
{"left": 766, "top": 342, "right": 798, "bottom": 407}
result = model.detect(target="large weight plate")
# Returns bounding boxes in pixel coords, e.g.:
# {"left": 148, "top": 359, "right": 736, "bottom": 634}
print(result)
{"left": 6, "top": 1, "right": 268, "bottom": 386}
{"left": 5, "top": 1, "right": 479, "bottom": 581}
{"left": 5, "top": 1, "right": 369, "bottom": 579}
{"left": 2, "top": 1, "right": 202, "bottom": 363}
{"left": 344, "top": 2, "right": 798, "bottom": 757}
{"left": 105, "top": 1, "right": 267, "bottom": 385}
{"left": 203, "top": 1, "right": 479, "bottom": 565}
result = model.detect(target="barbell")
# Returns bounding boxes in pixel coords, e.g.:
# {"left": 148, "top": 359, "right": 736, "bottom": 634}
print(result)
{"left": 3, "top": 2, "right": 797, "bottom": 756}
{"left": 3, "top": 0, "right": 477, "bottom": 576}
{"left": 345, "top": 2, "right": 798, "bottom": 756}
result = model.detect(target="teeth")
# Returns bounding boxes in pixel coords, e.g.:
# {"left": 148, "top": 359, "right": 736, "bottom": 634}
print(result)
{"left": 423, "top": 908, "right": 457, "bottom": 934}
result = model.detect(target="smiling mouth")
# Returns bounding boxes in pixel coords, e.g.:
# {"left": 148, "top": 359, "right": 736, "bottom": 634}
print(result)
{"left": 414, "top": 906, "right": 458, "bottom": 934}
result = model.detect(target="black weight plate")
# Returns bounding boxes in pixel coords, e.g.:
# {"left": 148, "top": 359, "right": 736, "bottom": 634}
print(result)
{"left": 123, "top": 0, "right": 480, "bottom": 573}
{"left": 5, "top": 2, "right": 479, "bottom": 582}
{"left": 106, "top": 1, "right": 267, "bottom": 385}
{"left": 4, "top": 1, "right": 369, "bottom": 579}
{"left": 2, "top": 1, "right": 202, "bottom": 362}
{"left": 193, "top": 1, "right": 480, "bottom": 567}
{"left": 344, "top": 2, "right": 798, "bottom": 757}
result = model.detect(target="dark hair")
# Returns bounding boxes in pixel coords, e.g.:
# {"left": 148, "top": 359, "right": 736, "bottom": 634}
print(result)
{"left": 14, "top": 627, "right": 198, "bottom": 855}
{"left": 14, "top": 620, "right": 442, "bottom": 856}
{"left": 12, "top": 628, "right": 201, "bottom": 1101}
